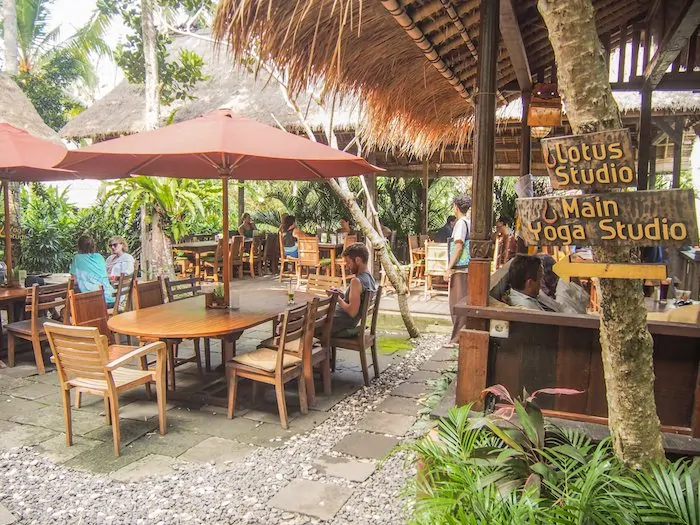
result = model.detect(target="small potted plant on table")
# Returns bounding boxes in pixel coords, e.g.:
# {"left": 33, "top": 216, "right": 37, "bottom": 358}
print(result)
{"left": 205, "top": 283, "right": 228, "bottom": 309}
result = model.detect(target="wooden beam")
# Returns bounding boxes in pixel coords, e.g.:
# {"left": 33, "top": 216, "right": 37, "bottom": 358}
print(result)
{"left": 609, "top": 71, "right": 700, "bottom": 90}
{"left": 644, "top": 0, "right": 700, "bottom": 89}
{"left": 499, "top": 0, "right": 532, "bottom": 91}
{"left": 672, "top": 117, "right": 686, "bottom": 188}
{"left": 653, "top": 117, "right": 684, "bottom": 143}
{"left": 637, "top": 86, "right": 653, "bottom": 190}
{"left": 520, "top": 92, "right": 531, "bottom": 176}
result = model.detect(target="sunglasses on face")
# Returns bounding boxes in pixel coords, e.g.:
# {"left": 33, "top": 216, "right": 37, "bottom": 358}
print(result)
{"left": 110, "top": 243, "right": 119, "bottom": 248}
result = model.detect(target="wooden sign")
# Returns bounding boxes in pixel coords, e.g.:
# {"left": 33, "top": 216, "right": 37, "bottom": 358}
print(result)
{"left": 541, "top": 129, "right": 636, "bottom": 190}
{"left": 516, "top": 189, "right": 699, "bottom": 247}
{"left": 553, "top": 257, "right": 667, "bottom": 282}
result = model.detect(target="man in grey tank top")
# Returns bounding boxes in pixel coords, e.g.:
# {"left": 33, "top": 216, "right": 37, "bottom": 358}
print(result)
{"left": 328, "top": 243, "right": 377, "bottom": 334}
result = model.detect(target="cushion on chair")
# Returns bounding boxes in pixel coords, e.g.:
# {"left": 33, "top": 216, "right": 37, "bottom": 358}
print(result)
{"left": 68, "top": 368, "right": 152, "bottom": 391}
{"left": 231, "top": 348, "right": 301, "bottom": 373}
{"left": 258, "top": 336, "right": 320, "bottom": 352}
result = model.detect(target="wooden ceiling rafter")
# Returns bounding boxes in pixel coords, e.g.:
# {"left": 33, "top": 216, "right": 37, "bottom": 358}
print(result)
{"left": 499, "top": 0, "right": 532, "bottom": 91}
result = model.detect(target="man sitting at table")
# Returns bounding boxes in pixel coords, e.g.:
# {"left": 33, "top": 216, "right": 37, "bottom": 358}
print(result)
{"left": 327, "top": 243, "right": 377, "bottom": 336}
{"left": 506, "top": 255, "right": 558, "bottom": 311}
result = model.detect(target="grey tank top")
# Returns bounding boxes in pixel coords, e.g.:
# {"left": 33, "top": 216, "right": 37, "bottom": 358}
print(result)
{"left": 334, "top": 271, "right": 377, "bottom": 331}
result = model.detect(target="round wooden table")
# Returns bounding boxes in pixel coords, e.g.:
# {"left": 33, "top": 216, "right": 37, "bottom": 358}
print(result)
{"left": 0, "top": 287, "right": 28, "bottom": 323}
{"left": 108, "top": 289, "right": 314, "bottom": 362}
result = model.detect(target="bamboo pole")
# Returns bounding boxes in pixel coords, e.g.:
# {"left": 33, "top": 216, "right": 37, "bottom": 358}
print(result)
{"left": 222, "top": 174, "right": 231, "bottom": 307}
{"left": 3, "top": 180, "right": 11, "bottom": 277}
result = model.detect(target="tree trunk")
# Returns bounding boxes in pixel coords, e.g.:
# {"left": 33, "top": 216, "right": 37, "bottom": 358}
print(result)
{"left": 3, "top": 0, "right": 18, "bottom": 75}
{"left": 140, "top": 205, "right": 151, "bottom": 277}
{"left": 148, "top": 211, "right": 175, "bottom": 278}
{"left": 327, "top": 178, "right": 420, "bottom": 338}
{"left": 538, "top": 0, "right": 664, "bottom": 468}
{"left": 141, "top": 0, "right": 159, "bottom": 130}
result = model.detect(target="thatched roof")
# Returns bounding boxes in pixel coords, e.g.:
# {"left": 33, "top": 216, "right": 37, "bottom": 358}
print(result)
{"left": 0, "top": 73, "right": 61, "bottom": 143}
{"left": 212, "top": 0, "right": 668, "bottom": 155}
{"left": 60, "top": 32, "right": 360, "bottom": 141}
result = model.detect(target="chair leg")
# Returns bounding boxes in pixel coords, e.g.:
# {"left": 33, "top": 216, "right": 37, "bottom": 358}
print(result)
{"left": 31, "top": 337, "right": 46, "bottom": 375}
{"left": 204, "top": 338, "right": 211, "bottom": 372}
{"left": 108, "top": 395, "right": 121, "bottom": 456}
{"left": 359, "top": 348, "right": 370, "bottom": 387}
{"left": 7, "top": 332, "right": 15, "bottom": 367}
{"left": 166, "top": 341, "right": 177, "bottom": 391}
{"left": 226, "top": 369, "right": 238, "bottom": 419}
{"left": 193, "top": 338, "right": 203, "bottom": 376}
{"left": 275, "top": 380, "right": 289, "bottom": 429}
{"left": 74, "top": 390, "right": 82, "bottom": 409}
{"left": 156, "top": 378, "right": 167, "bottom": 436}
{"left": 251, "top": 381, "right": 259, "bottom": 405}
{"left": 298, "top": 375, "right": 308, "bottom": 415}
{"left": 331, "top": 347, "right": 337, "bottom": 372}
{"left": 141, "top": 356, "right": 153, "bottom": 399}
{"left": 322, "top": 356, "right": 332, "bottom": 396}
{"left": 371, "top": 342, "right": 380, "bottom": 379}
{"left": 61, "top": 388, "right": 73, "bottom": 447}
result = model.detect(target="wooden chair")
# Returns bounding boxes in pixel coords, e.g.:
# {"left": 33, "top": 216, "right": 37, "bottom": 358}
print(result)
{"left": 110, "top": 270, "right": 137, "bottom": 316}
{"left": 296, "top": 237, "right": 323, "bottom": 282}
{"left": 202, "top": 238, "right": 224, "bottom": 281}
{"left": 68, "top": 289, "right": 152, "bottom": 407}
{"left": 44, "top": 322, "right": 167, "bottom": 457}
{"left": 263, "top": 232, "right": 279, "bottom": 275}
{"left": 227, "top": 302, "right": 312, "bottom": 429}
{"left": 408, "top": 235, "right": 425, "bottom": 288}
{"left": 330, "top": 286, "right": 382, "bottom": 386}
{"left": 164, "top": 276, "right": 212, "bottom": 372}
{"left": 306, "top": 273, "right": 343, "bottom": 295}
{"left": 230, "top": 236, "right": 245, "bottom": 279}
{"left": 424, "top": 241, "right": 450, "bottom": 300}
{"left": 306, "top": 295, "right": 335, "bottom": 405}
{"left": 134, "top": 278, "right": 202, "bottom": 390}
{"left": 245, "top": 236, "right": 264, "bottom": 278}
{"left": 334, "top": 234, "right": 357, "bottom": 285}
{"left": 7, "top": 280, "right": 72, "bottom": 374}
{"left": 278, "top": 231, "right": 298, "bottom": 282}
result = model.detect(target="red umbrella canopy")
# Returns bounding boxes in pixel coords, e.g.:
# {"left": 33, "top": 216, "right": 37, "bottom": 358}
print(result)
{"left": 0, "top": 123, "right": 78, "bottom": 181}
{"left": 58, "top": 109, "right": 383, "bottom": 179}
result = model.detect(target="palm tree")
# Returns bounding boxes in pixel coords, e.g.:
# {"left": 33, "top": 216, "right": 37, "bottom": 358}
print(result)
{"left": 104, "top": 177, "right": 219, "bottom": 278}
{"left": 3, "top": 0, "right": 19, "bottom": 74}
{"left": 141, "top": 0, "right": 159, "bottom": 130}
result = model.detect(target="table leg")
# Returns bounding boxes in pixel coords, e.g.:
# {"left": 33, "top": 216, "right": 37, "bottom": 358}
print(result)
{"left": 195, "top": 252, "right": 201, "bottom": 279}
{"left": 330, "top": 250, "right": 337, "bottom": 277}
{"left": 221, "top": 331, "right": 243, "bottom": 364}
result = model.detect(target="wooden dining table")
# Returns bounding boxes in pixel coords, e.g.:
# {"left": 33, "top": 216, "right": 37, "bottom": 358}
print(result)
{"left": 173, "top": 238, "right": 257, "bottom": 277}
{"left": 318, "top": 242, "right": 344, "bottom": 277}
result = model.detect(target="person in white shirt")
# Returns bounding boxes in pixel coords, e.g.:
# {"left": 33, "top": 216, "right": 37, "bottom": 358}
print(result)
{"left": 444, "top": 195, "right": 472, "bottom": 346}
{"left": 105, "top": 236, "right": 135, "bottom": 281}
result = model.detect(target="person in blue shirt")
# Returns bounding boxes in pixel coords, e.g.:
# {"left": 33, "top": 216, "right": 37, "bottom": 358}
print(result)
{"left": 70, "top": 235, "right": 114, "bottom": 306}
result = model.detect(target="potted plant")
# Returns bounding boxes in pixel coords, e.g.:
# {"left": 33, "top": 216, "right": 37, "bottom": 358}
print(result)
{"left": 205, "top": 283, "right": 228, "bottom": 309}
{"left": 7, "top": 268, "right": 23, "bottom": 288}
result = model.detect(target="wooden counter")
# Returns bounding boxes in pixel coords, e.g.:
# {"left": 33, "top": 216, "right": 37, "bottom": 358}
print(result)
{"left": 455, "top": 305, "right": 700, "bottom": 437}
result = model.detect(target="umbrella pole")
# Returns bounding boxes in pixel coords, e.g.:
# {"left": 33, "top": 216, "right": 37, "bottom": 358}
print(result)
{"left": 3, "top": 180, "right": 11, "bottom": 278}
{"left": 222, "top": 175, "right": 231, "bottom": 307}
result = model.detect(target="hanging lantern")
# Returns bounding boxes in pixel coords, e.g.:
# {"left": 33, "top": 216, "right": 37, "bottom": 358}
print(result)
{"left": 530, "top": 126, "right": 553, "bottom": 139}
{"left": 528, "top": 83, "right": 562, "bottom": 127}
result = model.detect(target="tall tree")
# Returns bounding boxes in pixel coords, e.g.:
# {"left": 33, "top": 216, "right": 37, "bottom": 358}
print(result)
{"left": 537, "top": 0, "right": 664, "bottom": 468}
{"left": 141, "top": 0, "right": 159, "bottom": 130}
{"left": 3, "top": 0, "right": 18, "bottom": 74}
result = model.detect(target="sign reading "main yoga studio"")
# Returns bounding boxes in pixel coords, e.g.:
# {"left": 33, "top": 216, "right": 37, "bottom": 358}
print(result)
{"left": 517, "top": 129, "right": 699, "bottom": 247}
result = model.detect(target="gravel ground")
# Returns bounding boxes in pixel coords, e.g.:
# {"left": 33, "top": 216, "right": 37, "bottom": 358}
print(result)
{"left": 0, "top": 334, "right": 448, "bottom": 525}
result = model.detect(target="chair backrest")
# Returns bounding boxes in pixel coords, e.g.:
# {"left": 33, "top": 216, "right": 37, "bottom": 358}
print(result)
{"left": 419, "top": 234, "right": 430, "bottom": 247}
{"left": 425, "top": 242, "right": 449, "bottom": 276}
{"left": 263, "top": 232, "right": 277, "bottom": 264}
{"left": 44, "top": 322, "right": 110, "bottom": 386}
{"left": 275, "top": 301, "right": 313, "bottom": 364}
{"left": 342, "top": 234, "right": 358, "bottom": 251}
{"left": 134, "top": 277, "right": 164, "bottom": 309}
{"left": 26, "top": 281, "right": 72, "bottom": 330}
{"left": 355, "top": 286, "right": 383, "bottom": 340}
{"left": 68, "top": 289, "right": 114, "bottom": 344}
{"left": 408, "top": 235, "right": 419, "bottom": 251}
{"left": 306, "top": 273, "right": 343, "bottom": 295}
{"left": 298, "top": 237, "right": 320, "bottom": 266}
{"left": 229, "top": 236, "right": 245, "bottom": 264}
{"left": 164, "top": 276, "right": 201, "bottom": 302}
{"left": 112, "top": 271, "right": 137, "bottom": 314}
{"left": 313, "top": 295, "right": 337, "bottom": 349}
{"left": 214, "top": 238, "right": 225, "bottom": 262}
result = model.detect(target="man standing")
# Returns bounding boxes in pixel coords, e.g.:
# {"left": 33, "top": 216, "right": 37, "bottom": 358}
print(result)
{"left": 433, "top": 215, "right": 456, "bottom": 243}
{"left": 444, "top": 195, "right": 471, "bottom": 347}
{"left": 329, "top": 243, "right": 377, "bottom": 335}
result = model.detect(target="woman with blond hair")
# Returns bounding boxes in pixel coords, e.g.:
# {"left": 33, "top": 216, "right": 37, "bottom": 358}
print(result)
{"left": 105, "top": 235, "right": 135, "bottom": 280}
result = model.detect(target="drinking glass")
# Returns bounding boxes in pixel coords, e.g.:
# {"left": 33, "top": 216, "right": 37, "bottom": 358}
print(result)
{"left": 287, "top": 281, "right": 296, "bottom": 305}
{"left": 659, "top": 278, "right": 671, "bottom": 303}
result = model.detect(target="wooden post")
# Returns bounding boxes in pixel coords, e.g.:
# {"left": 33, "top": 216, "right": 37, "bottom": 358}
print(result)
{"left": 3, "top": 180, "right": 11, "bottom": 277}
{"left": 520, "top": 91, "right": 531, "bottom": 175}
{"left": 457, "top": 0, "right": 499, "bottom": 406}
{"left": 649, "top": 151, "right": 657, "bottom": 189}
{"left": 422, "top": 159, "right": 429, "bottom": 235}
{"left": 458, "top": 329, "right": 490, "bottom": 410}
{"left": 237, "top": 181, "right": 245, "bottom": 226}
{"left": 637, "top": 86, "right": 653, "bottom": 190}
{"left": 672, "top": 134, "right": 683, "bottom": 188}
{"left": 222, "top": 175, "right": 231, "bottom": 307}
{"left": 365, "top": 169, "right": 379, "bottom": 277}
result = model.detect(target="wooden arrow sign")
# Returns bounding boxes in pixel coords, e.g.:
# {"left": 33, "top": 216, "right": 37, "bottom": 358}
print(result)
{"left": 553, "top": 256, "right": 667, "bottom": 282}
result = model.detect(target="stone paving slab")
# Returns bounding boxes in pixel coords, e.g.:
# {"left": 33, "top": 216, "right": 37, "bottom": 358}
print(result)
{"left": 0, "top": 377, "right": 35, "bottom": 394}
{"left": 420, "top": 360, "right": 452, "bottom": 372}
{"left": 376, "top": 396, "right": 423, "bottom": 417}
{"left": 244, "top": 408, "right": 300, "bottom": 425}
{"left": 62, "top": 443, "right": 150, "bottom": 474}
{"left": 84, "top": 417, "right": 158, "bottom": 445}
{"left": 0, "top": 420, "right": 57, "bottom": 449}
{"left": 390, "top": 382, "right": 430, "bottom": 399}
{"left": 430, "top": 347, "right": 458, "bottom": 362}
{"left": 118, "top": 400, "right": 175, "bottom": 421}
{"left": 0, "top": 503, "right": 17, "bottom": 525}
{"left": 0, "top": 396, "right": 46, "bottom": 421}
{"left": 35, "top": 434, "right": 104, "bottom": 464}
{"left": 313, "top": 455, "right": 376, "bottom": 482}
{"left": 167, "top": 408, "right": 259, "bottom": 440}
{"left": 333, "top": 432, "right": 399, "bottom": 460}
{"left": 110, "top": 454, "right": 184, "bottom": 482}
{"left": 126, "top": 427, "right": 208, "bottom": 458}
{"left": 269, "top": 479, "right": 352, "bottom": 520}
{"left": 10, "top": 405, "right": 107, "bottom": 437}
{"left": 406, "top": 370, "right": 442, "bottom": 383}
{"left": 5, "top": 381, "right": 57, "bottom": 400}
{"left": 234, "top": 422, "right": 297, "bottom": 448}
{"left": 0, "top": 365, "right": 41, "bottom": 380}
{"left": 358, "top": 412, "right": 416, "bottom": 436}
{"left": 178, "top": 436, "right": 256, "bottom": 468}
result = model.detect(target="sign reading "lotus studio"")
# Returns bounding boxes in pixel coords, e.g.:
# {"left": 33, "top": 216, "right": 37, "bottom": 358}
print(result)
{"left": 541, "top": 129, "right": 636, "bottom": 190}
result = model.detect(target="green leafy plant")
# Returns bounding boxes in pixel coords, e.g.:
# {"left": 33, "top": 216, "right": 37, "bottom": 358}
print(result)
{"left": 212, "top": 283, "right": 225, "bottom": 301}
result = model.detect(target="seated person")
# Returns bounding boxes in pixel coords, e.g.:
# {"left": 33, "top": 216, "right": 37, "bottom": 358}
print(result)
{"left": 327, "top": 243, "right": 377, "bottom": 336}
{"left": 505, "top": 255, "right": 557, "bottom": 311}
{"left": 105, "top": 236, "right": 135, "bottom": 280}
{"left": 432, "top": 215, "right": 456, "bottom": 243}
{"left": 337, "top": 218, "right": 355, "bottom": 236}
{"left": 492, "top": 217, "right": 516, "bottom": 266}
{"left": 238, "top": 212, "right": 257, "bottom": 239}
{"left": 281, "top": 214, "right": 310, "bottom": 258}
{"left": 70, "top": 235, "right": 114, "bottom": 305}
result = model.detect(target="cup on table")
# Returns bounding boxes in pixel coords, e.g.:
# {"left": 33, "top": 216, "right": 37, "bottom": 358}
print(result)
{"left": 287, "top": 281, "right": 296, "bottom": 305}
{"left": 659, "top": 278, "right": 671, "bottom": 303}
{"left": 675, "top": 289, "right": 691, "bottom": 302}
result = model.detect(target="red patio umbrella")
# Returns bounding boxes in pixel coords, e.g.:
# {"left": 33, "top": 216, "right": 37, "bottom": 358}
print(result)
{"left": 59, "top": 109, "right": 383, "bottom": 306}
{"left": 0, "top": 124, "right": 79, "bottom": 275}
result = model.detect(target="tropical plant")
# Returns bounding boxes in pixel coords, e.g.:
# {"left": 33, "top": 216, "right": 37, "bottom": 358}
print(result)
{"left": 405, "top": 385, "right": 700, "bottom": 524}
